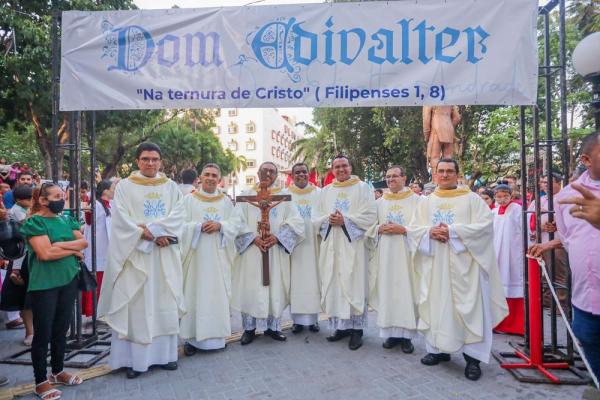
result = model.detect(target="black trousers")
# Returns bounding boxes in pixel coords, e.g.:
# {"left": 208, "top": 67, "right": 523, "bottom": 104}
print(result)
{"left": 30, "top": 277, "right": 78, "bottom": 384}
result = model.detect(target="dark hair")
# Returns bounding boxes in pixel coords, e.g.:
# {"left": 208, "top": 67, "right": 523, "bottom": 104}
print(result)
{"left": 291, "top": 162, "right": 308, "bottom": 173}
{"left": 374, "top": 189, "right": 383, "bottom": 194}
{"left": 95, "top": 180, "right": 112, "bottom": 217}
{"left": 259, "top": 161, "right": 278, "bottom": 174}
{"left": 482, "top": 189, "right": 494, "bottom": 199}
{"left": 437, "top": 158, "right": 459, "bottom": 174}
{"left": 17, "top": 171, "right": 33, "bottom": 180}
{"left": 201, "top": 163, "right": 221, "bottom": 175}
{"left": 13, "top": 184, "right": 33, "bottom": 201}
{"left": 494, "top": 184, "right": 512, "bottom": 194}
{"left": 387, "top": 165, "right": 405, "bottom": 176}
{"left": 31, "top": 182, "right": 58, "bottom": 214}
{"left": 543, "top": 172, "right": 563, "bottom": 183}
{"left": 580, "top": 131, "right": 600, "bottom": 156}
{"left": 135, "top": 142, "right": 162, "bottom": 159}
{"left": 181, "top": 169, "right": 198, "bottom": 184}
{"left": 80, "top": 180, "right": 89, "bottom": 190}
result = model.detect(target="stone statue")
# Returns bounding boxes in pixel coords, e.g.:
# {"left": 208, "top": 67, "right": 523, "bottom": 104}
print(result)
{"left": 422, "top": 106, "right": 461, "bottom": 183}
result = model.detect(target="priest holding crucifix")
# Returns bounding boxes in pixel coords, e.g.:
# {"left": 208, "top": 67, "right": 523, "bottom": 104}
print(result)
{"left": 314, "top": 155, "right": 377, "bottom": 351}
{"left": 231, "top": 162, "right": 304, "bottom": 345}
{"left": 408, "top": 158, "right": 508, "bottom": 381}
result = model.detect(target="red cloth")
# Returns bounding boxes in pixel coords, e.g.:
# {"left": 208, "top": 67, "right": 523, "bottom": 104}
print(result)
{"left": 323, "top": 171, "right": 335, "bottom": 187}
{"left": 489, "top": 203, "right": 496, "bottom": 210}
{"left": 494, "top": 297, "right": 525, "bottom": 335}
{"left": 497, "top": 200, "right": 518, "bottom": 215}
{"left": 81, "top": 271, "right": 103, "bottom": 317}
{"left": 84, "top": 199, "right": 110, "bottom": 225}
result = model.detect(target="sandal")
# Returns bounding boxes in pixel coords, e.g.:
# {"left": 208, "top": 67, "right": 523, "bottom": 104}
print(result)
{"left": 5, "top": 318, "right": 24, "bottom": 329}
{"left": 48, "top": 371, "right": 83, "bottom": 386}
{"left": 35, "top": 381, "right": 62, "bottom": 400}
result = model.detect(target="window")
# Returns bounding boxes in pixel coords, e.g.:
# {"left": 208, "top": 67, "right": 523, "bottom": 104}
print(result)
{"left": 228, "top": 122, "right": 238, "bottom": 134}
{"left": 276, "top": 133, "right": 281, "bottom": 143}
{"left": 246, "top": 121, "right": 256, "bottom": 133}
{"left": 271, "top": 130, "right": 276, "bottom": 139}
{"left": 228, "top": 140, "right": 238, "bottom": 151}
{"left": 284, "top": 125, "right": 289, "bottom": 134}
{"left": 246, "top": 176, "right": 255, "bottom": 185}
{"left": 215, "top": 109, "right": 221, "bottom": 117}
{"left": 272, "top": 147, "right": 276, "bottom": 156}
{"left": 228, "top": 109, "right": 238, "bottom": 117}
{"left": 212, "top": 126, "right": 221, "bottom": 135}
{"left": 246, "top": 139, "right": 256, "bottom": 151}
{"left": 247, "top": 159, "right": 256, "bottom": 168}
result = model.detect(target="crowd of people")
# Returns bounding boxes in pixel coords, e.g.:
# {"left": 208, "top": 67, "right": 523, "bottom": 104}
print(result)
{"left": 0, "top": 131, "right": 598, "bottom": 399}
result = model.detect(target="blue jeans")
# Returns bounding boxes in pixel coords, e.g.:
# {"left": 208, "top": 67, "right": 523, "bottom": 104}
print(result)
{"left": 572, "top": 305, "right": 600, "bottom": 382}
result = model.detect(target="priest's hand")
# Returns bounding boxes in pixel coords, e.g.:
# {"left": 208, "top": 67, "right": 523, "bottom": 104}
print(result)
{"left": 253, "top": 236, "right": 269, "bottom": 252}
{"left": 329, "top": 210, "right": 345, "bottom": 226}
{"left": 202, "top": 221, "right": 221, "bottom": 234}
{"left": 379, "top": 223, "right": 406, "bottom": 235}
{"left": 155, "top": 236, "right": 170, "bottom": 247}
{"left": 263, "top": 234, "right": 279, "bottom": 249}
{"left": 430, "top": 224, "right": 449, "bottom": 242}
{"left": 139, "top": 224, "right": 154, "bottom": 241}
{"left": 541, "top": 221, "right": 557, "bottom": 233}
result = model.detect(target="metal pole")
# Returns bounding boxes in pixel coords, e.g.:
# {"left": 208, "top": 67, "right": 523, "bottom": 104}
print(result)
{"left": 90, "top": 111, "right": 98, "bottom": 336}
{"left": 50, "top": 11, "right": 60, "bottom": 183}
{"left": 520, "top": 106, "right": 530, "bottom": 349}
{"left": 533, "top": 106, "right": 544, "bottom": 347}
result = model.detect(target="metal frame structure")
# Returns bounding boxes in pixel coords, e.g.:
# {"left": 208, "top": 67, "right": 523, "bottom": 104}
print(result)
{"left": 492, "top": 0, "right": 591, "bottom": 385}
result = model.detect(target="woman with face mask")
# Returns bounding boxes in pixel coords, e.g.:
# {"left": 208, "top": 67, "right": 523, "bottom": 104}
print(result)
{"left": 20, "top": 182, "right": 88, "bottom": 400}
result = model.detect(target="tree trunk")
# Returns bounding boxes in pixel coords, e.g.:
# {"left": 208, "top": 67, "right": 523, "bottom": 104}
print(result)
{"left": 30, "top": 106, "right": 67, "bottom": 180}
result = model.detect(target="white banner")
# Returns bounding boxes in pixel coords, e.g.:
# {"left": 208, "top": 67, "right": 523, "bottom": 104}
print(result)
{"left": 60, "top": 0, "right": 538, "bottom": 111}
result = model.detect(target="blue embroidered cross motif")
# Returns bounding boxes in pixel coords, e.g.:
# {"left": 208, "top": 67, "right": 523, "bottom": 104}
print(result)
{"left": 269, "top": 207, "right": 278, "bottom": 219}
{"left": 143, "top": 199, "right": 166, "bottom": 218}
{"left": 432, "top": 209, "right": 455, "bottom": 225}
{"left": 297, "top": 204, "right": 312, "bottom": 219}
{"left": 333, "top": 198, "right": 350, "bottom": 213}
{"left": 203, "top": 213, "right": 221, "bottom": 222}
{"left": 386, "top": 211, "right": 405, "bottom": 225}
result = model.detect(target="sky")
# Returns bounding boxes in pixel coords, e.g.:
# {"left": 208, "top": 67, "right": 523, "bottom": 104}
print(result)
{"left": 133, "top": 0, "right": 327, "bottom": 127}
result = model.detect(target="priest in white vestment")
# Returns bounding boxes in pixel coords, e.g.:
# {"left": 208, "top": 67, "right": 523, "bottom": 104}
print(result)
{"left": 492, "top": 184, "right": 525, "bottom": 335}
{"left": 180, "top": 164, "right": 237, "bottom": 355}
{"left": 288, "top": 163, "right": 322, "bottom": 334}
{"left": 98, "top": 143, "right": 185, "bottom": 379}
{"left": 408, "top": 159, "right": 508, "bottom": 381}
{"left": 313, "top": 156, "right": 377, "bottom": 350}
{"left": 231, "top": 162, "right": 304, "bottom": 345}
{"left": 366, "top": 165, "right": 420, "bottom": 353}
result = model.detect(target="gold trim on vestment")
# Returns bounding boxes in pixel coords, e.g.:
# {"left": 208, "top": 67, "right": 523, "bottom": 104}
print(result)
{"left": 251, "top": 184, "right": 282, "bottom": 194}
{"left": 193, "top": 192, "right": 224, "bottom": 202}
{"left": 332, "top": 176, "right": 360, "bottom": 188}
{"left": 128, "top": 172, "right": 169, "bottom": 186}
{"left": 433, "top": 187, "right": 471, "bottom": 198}
{"left": 288, "top": 184, "right": 316, "bottom": 195}
{"left": 383, "top": 190, "right": 413, "bottom": 200}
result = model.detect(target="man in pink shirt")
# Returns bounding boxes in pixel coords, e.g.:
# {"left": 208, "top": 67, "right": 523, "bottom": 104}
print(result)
{"left": 555, "top": 131, "right": 600, "bottom": 382}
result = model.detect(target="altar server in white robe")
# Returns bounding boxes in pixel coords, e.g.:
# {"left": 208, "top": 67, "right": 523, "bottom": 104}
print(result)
{"left": 408, "top": 159, "right": 508, "bottom": 381}
{"left": 231, "top": 162, "right": 304, "bottom": 345}
{"left": 98, "top": 143, "right": 185, "bottom": 379}
{"left": 366, "top": 165, "right": 420, "bottom": 353}
{"left": 288, "top": 162, "right": 322, "bottom": 334}
{"left": 314, "top": 155, "right": 377, "bottom": 351}
{"left": 180, "top": 163, "right": 237, "bottom": 355}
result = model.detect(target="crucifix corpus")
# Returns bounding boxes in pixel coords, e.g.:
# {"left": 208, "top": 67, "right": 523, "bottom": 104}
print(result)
{"left": 236, "top": 180, "right": 291, "bottom": 286}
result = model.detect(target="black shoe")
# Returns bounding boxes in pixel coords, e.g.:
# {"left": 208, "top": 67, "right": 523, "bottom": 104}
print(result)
{"left": 400, "top": 338, "right": 415, "bottom": 354}
{"left": 420, "top": 353, "right": 451, "bottom": 366}
{"left": 161, "top": 361, "right": 178, "bottom": 371}
{"left": 183, "top": 343, "right": 197, "bottom": 356}
{"left": 348, "top": 329, "right": 363, "bottom": 350}
{"left": 126, "top": 368, "right": 142, "bottom": 379}
{"left": 326, "top": 329, "right": 351, "bottom": 342}
{"left": 308, "top": 323, "right": 320, "bottom": 333}
{"left": 241, "top": 329, "right": 256, "bottom": 345}
{"left": 463, "top": 354, "right": 482, "bottom": 381}
{"left": 265, "top": 329, "right": 287, "bottom": 341}
{"left": 292, "top": 324, "right": 304, "bottom": 334}
{"left": 382, "top": 337, "right": 403, "bottom": 349}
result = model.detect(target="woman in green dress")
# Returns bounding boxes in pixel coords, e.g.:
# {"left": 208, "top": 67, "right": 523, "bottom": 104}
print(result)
{"left": 21, "top": 182, "right": 88, "bottom": 400}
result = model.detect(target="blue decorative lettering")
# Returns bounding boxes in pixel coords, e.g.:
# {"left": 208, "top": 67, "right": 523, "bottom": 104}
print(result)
{"left": 338, "top": 27, "right": 366, "bottom": 65}
{"left": 108, "top": 25, "right": 154, "bottom": 72}
{"left": 157, "top": 34, "right": 179, "bottom": 67}
{"left": 368, "top": 28, "right": 398, "bottom": 65}
{"left": 293, "top": 22, "right": 318, "bottom": 66}
{"left": 435, "top": 27, "right": 462, "bottom": 63}
{"left": 463, "top": 26, "right": 490, "bottom": 64}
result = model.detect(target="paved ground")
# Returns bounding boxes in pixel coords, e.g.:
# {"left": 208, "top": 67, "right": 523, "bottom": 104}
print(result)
{"left": 0, "top": 312, "right": 594, "bottom": 400}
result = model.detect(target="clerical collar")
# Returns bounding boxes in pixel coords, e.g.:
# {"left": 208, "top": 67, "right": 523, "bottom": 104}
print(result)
{"left": 332, "top": 176, "right": 360, "bottom": 187}
{"left": 383, "top": 188, "right": 413, "bottom": 200}
{"left": 288, "top": 183, "right": 315, "bottom": 194}
{"left": 128, "top": 171, "right": 169, "bottom": 186}
{"left": 193, "top": 190, "right": 224, "bottom": 202}
{"left": 433, "top": 187, "right": 471, "bottom": 198}
{"left": 251, "top": 183, "right": 282, "bottom": 194}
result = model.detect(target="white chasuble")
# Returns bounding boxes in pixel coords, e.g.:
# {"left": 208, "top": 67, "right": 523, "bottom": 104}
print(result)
{"left": 231, "top": 186, "right": 304, "bottom": 324}
{"left": 98, "top": 172, "right": 185, "bottom": 371}
{"left": 314, "top": 177, "right": 377, "bottom": 327}
{"left": 366, "top": 189, "right": 420, "bottom": 338}
{"left": 179, "top": 191, "right": 237, "bottom": 349}
{"left": 289, "top": 184, "right": 322, "bottom": 324}
{"left": 408, "top": 188, "right": 508, "bottom": 362}
{"left": 492, "top": 203, "right": 524, "bottom": 298}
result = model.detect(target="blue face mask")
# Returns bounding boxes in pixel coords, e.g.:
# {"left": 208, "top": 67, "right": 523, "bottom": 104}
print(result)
{"left": 47, "top": 199, "right": 65, "bottom": 214}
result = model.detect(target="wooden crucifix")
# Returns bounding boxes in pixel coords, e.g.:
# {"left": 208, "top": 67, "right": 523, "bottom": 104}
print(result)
{"left": 236, "top": 180, "right": 291, "bottom": 286}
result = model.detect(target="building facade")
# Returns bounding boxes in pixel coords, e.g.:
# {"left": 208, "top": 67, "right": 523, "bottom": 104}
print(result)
{"left": 213, "top": 108, "right": 300, "bottom": 194}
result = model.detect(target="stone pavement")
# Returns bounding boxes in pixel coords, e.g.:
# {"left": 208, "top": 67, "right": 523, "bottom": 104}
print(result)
{"left": 0, "top": 311, "right": 594, "bottom": 400}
